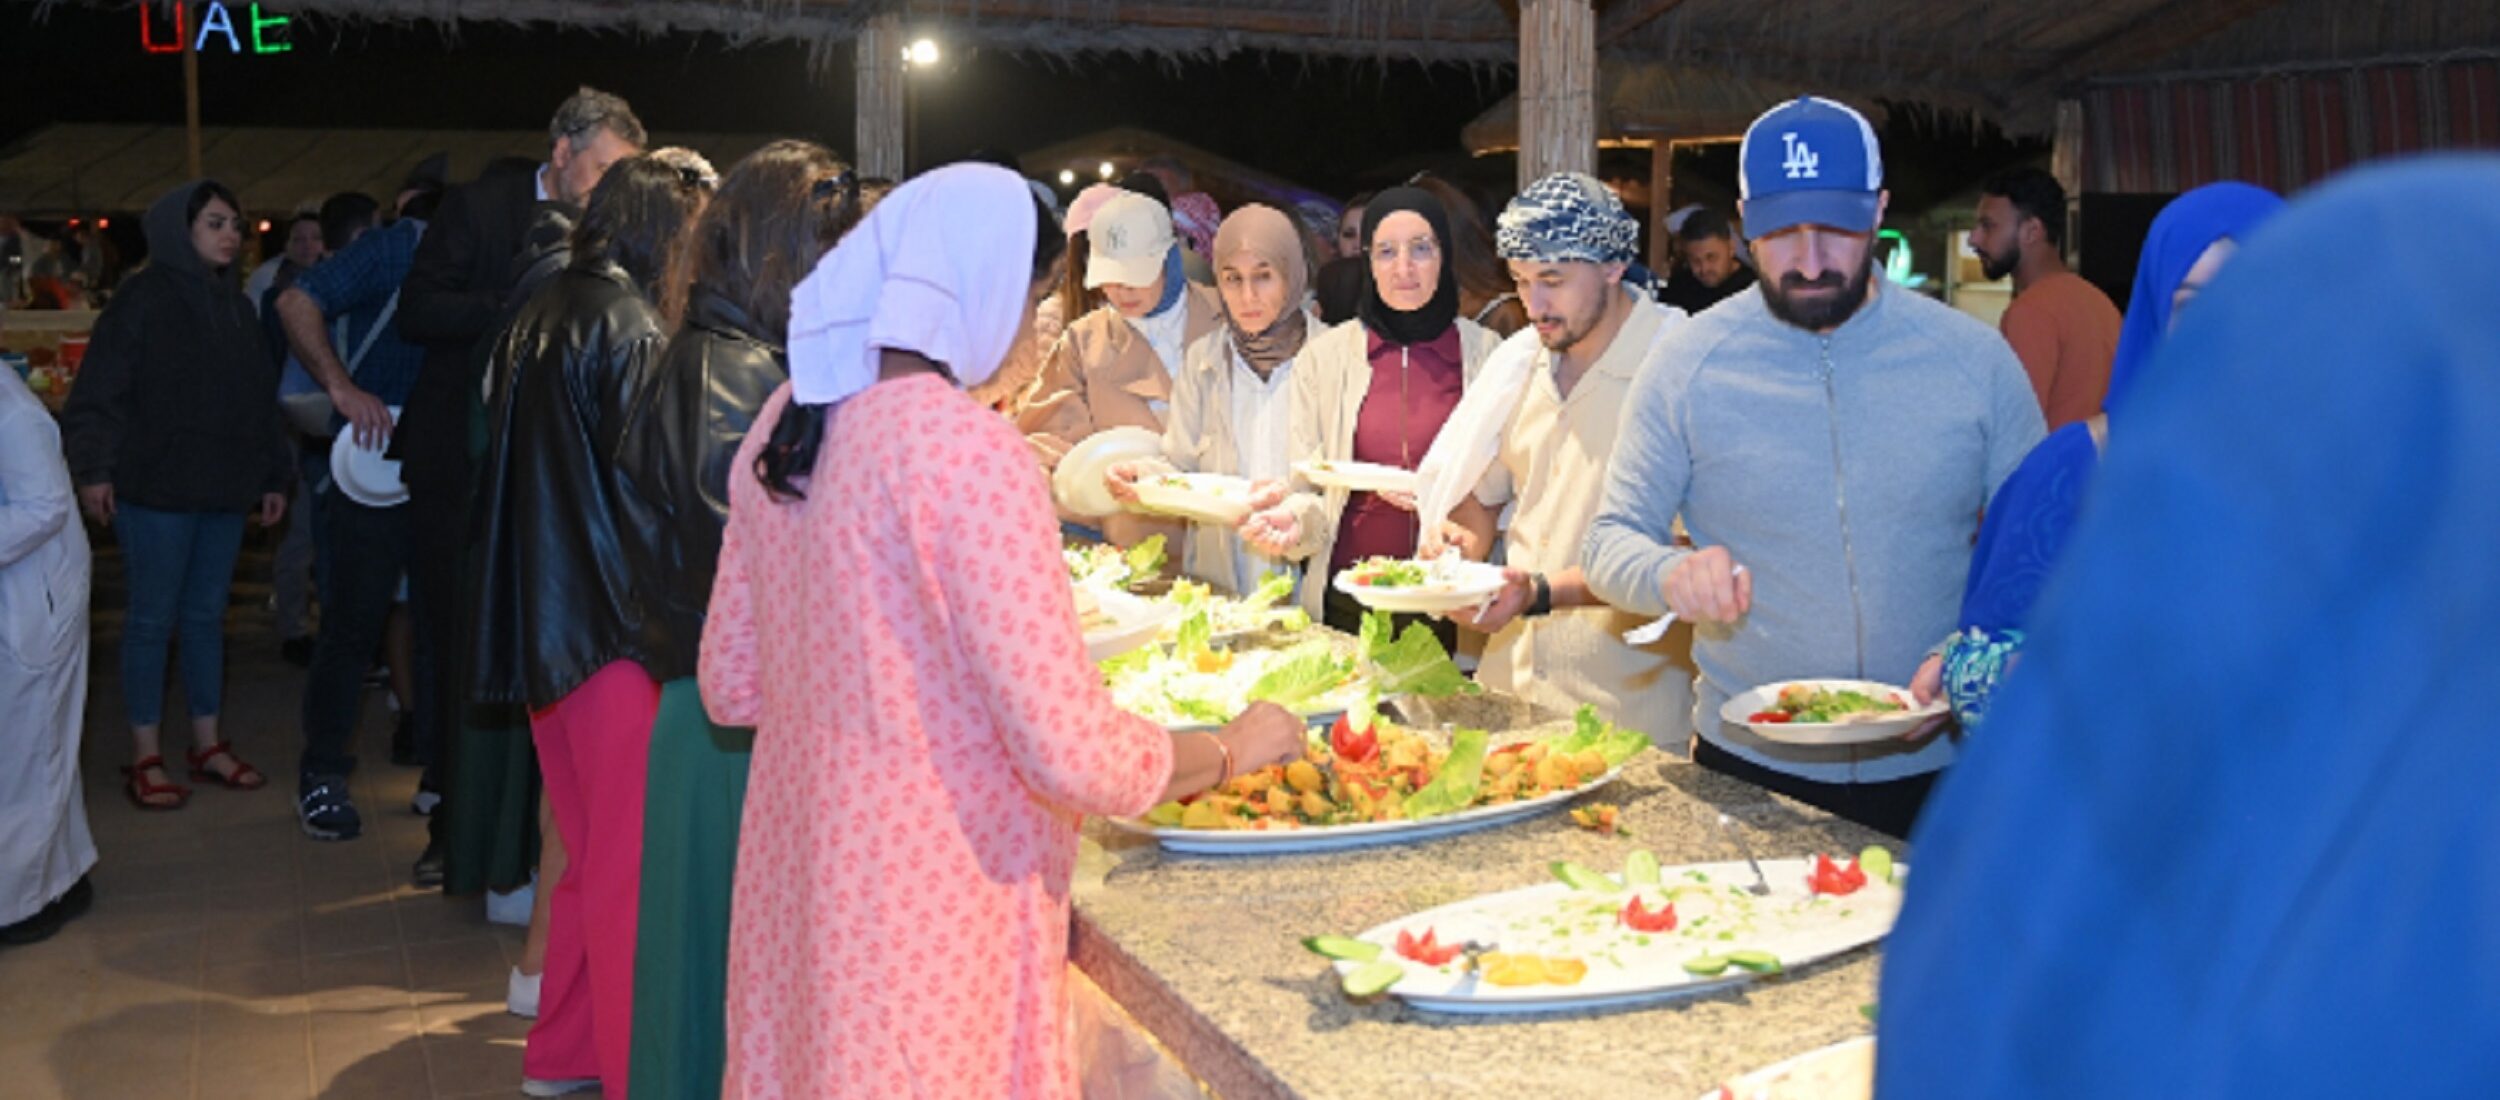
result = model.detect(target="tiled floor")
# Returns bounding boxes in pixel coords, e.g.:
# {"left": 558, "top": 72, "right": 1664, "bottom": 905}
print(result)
{"left": 1, "top": 537, "right": 542, "bottom": 1099}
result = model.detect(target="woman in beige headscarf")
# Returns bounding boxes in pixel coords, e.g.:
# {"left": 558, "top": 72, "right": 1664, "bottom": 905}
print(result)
{"left": 1105, "top": 205, "right": 1317, "bottom": 597}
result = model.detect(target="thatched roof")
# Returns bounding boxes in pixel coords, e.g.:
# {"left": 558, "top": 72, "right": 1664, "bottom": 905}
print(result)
{"left": 0, "top": 123, "right": 781, "bottom": 214}
{"left": 1461, "top": 64, "right": 1891, "bottom": 154}
{"left": 1019, "top": 126, "right": 1333, "bottom": 210}
{"left": 63, "top": 0, "right": 2499, "bottom": 135}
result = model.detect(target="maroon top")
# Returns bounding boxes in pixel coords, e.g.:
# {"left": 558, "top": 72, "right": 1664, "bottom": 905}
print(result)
{"left": 1330, "top": 326, "right": 1466, "bottom": 573}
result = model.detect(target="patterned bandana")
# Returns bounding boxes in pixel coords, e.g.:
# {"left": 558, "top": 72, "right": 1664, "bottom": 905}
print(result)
{"left": 1496, "top": 172, "right": 1640, "bottom": 266}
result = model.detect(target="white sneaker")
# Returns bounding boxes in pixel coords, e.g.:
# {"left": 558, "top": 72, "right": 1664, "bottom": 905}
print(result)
{"left": 409, "top": 788, "right": 442, "bottom": 816}
{"left": 518, "top": 1077, "right": 597, "bottom": 1097}
{"left": 507, "top": 967, "right": 542, "bottom": 1019}
{"left": 486, "top": 879, "right": 534, "bottom": 927}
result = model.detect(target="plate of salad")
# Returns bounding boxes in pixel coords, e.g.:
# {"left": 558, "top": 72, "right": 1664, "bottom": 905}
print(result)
{"left": 1720, "top": 681, "right": 1946, "bottom": 746}
{"left": 1162, "top": 574, "right": 1311, "bottom": 641}
{"left": 1131, "top": 472, "right": 1259, "bottom": 526}
{"left": 1108, "top": 706, "right": 1652, "bottom": 854}
{"left": 1065, "top": 535, "right": 1165, "bottom": 592}
{"left": 1700, "top": 1036, "right": 1874, "bottom": 1100}
{"left": 1333, "top": 555, "right": 1510, "bottom": 615}
{"left": 1079, "top": 586, "right": 1186, "bottom": 663}
{"left": 1100, "top": 610, "right": 1473, "bottom": 733}
{"left": 1304, "top": 847, "right": 1904, "bottom": 1014}
{"left": 1294, "top": 459, "right": 1418, "bottom": 496}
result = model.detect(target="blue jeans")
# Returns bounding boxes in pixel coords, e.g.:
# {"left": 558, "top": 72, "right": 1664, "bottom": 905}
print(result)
{"left": 299, "top": 489, "right": 409, "bottom": 778}
{"left": 114, "top": 503, "right": 247, "bottom": 727}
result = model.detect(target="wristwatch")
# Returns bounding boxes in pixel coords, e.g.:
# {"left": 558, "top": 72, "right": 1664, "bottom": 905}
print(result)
{"left": 1526, "top": 573, "right": 1554, "bottom": 617}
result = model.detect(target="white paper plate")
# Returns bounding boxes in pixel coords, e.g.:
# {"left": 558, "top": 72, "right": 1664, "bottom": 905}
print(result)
{"left": 1700, "top": 1036, "right": 1875, "bottom": 1100}
{"left": 1131, "top": 472, "right": 1257, "bottom": 526}
{"left": 1719, "top": 680, "right": 1945, "bottom": 746}
{"left": 1081, "top": 587, "right": 1186, "bottom": 662}
{"left": 1295, "top": 459, "right": 1417, "bottom": 496}
{"left": 1104, "top": 760, "right": 1629, "bottom": 855}
{"left": 1054, "top": 427, "right": 1164, "bottom": 520}
{"left": 1331, "top": 858, "right": 1902, "bottom": 1015}
{"left": 329, "top": 408, "right": 407, "bottom": 507}
{"left": 1331, "top": 559, "right": 1509, "bottom": 615}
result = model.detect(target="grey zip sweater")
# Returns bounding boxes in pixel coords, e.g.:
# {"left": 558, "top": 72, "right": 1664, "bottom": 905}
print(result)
{"left": 1584, "top": 283, "right": 2045, "bottom": 783}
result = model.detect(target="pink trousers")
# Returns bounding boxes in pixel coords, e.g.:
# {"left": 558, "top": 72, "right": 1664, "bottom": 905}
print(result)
{"left": 524, "top": 661, "right": 659, "bottom": 1096}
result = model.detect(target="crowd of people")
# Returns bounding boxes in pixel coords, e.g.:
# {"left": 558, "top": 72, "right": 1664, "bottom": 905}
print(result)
{"left": 2, "top": 75, "right": 2493, "bottom": 1098}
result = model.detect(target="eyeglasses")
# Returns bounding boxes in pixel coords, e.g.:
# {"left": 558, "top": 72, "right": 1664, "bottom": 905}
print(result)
{"left": 677, "top": 164, "right": 719, "bottom": 192}
{"left": 811, "top": 170, "right": 860, "bottom": 204}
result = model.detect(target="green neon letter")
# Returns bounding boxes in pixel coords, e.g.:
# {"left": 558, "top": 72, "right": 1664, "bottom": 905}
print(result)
{"left": 250, "top": 4, "right": 291, "bottom": 53}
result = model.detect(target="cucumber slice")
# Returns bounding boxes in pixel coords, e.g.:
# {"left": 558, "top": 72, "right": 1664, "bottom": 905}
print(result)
{"left": 1624, "top": 850, "right": 1662, "bottom": 887}
{"left": 1341, "top": 959, "right": 1406, "bottom": 997}
{"left": 1858, "top": 845, "right": 1895, "bottom": 885}
{"left": 1681, "top": 954, "right": 1732, "bottom": 976}
{"left": 1550, "top": 860, "right": 1622, "bottom": 893}
{"left": 1302, "top": 935, "right": 1382, "bottom": 963}
{"left": 1728, "top": 950, "right": 1783, "bottom": 974}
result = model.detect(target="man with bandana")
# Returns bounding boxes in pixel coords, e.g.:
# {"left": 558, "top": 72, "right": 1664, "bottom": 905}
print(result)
{"left": 1582, "top": 98, "right": 2046, "bottom": 838}
{"left": 1412, "top": 173, "right": 1697, "bottom": 739}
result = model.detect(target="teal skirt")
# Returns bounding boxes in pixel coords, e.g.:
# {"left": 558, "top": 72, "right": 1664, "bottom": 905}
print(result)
{"left": 627, "top": 677, "right": 754, "bottom": 1100}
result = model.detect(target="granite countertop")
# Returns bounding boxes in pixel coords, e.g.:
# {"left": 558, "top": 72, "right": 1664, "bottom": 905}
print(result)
{"left": 1072, "top": 691, "right": 1898, "bottom": 1100}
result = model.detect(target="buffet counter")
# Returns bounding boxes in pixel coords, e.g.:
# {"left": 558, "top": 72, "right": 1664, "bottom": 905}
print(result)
{"left": 1072, "top": 690, "right": 1892, "bottom": 1099}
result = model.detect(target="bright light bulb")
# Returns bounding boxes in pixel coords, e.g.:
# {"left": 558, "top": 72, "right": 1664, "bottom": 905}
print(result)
{"left": 1057, "top": 169, "right": 1076, "bottom": 186}
{"left": 1097, "top": 161, "right": 1115, "bottom": 180}
{"left": 908, "top": 38, "right": 939, "bottom": 66}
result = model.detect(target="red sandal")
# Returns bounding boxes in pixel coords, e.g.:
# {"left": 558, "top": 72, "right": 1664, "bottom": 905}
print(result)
{"left": 123, "top": 755, "right": 192, "bottom": 810}
{"left": 186, "top": 742, "right": 268, "bottom": 791}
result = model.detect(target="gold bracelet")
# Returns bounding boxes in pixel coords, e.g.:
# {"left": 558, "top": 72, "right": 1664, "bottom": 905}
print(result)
{"left": 1204, "top": 731, "right": 1235, "bottom": 788}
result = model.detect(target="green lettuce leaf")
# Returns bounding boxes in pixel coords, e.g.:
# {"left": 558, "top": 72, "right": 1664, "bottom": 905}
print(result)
{"left": 1551, "top": 704, "right": 1655, "bottom": 767}
{"left": 1402, "top": 728, "right": 1491, "bottom": 820}
{"left": 1360, "top": 611, "right": 1480, "bottom": 700}
{"left": 1097, "top": 645, "right": 1155, "bottom": 679}
{"left": 1173, "top": 607, "right": 1213, "bottom": 660}
{"left": 1121, "top": 535, "right": 1168, "bottom": 589}
{"left": 1165, "top": 578, "right": 1211, "bottom": 609}
{"left": 1240, "top": 572, "right": 1296, "bottom": 612}
{"left": 1246, "top": 644, "right": 1354, "bottom": 712}
{"left": 1164, "top": 692, "right": 1235, "bottom": 726}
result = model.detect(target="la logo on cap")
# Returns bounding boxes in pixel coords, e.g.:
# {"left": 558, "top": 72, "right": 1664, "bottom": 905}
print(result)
{"left": 1781, "top": 132, "right": 1820, "bottom": 180}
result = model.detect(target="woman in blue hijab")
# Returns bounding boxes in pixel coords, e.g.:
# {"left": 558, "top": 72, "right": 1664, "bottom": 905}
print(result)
{"left": 1879, "top": 156, "right": 2500, "bottom": 1096}
{"left": 1920, "top": 182, "right": 2284, "bottom": 729}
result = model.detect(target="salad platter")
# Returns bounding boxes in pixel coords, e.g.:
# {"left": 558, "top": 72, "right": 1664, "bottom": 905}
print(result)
{"left": 1306, "top": 848, "right": 1904, "bottom": 1015}
{"left": 1099, "top": 608, "right": 1478, "bottom": 733}
{"left": 1105, "top": 706, "right": 1651, "bottom": 855}
{"left": 1131, "top": 472, "right": 1259, "bottom": 526}
{"left": 1294, "top": 459, "right": 1418, "bottom": 496}
{"left": 1333, "top": 555, "right": 1510, "bottom": 615}
{"left": 1701, "top": 1037, "right": 1874, "bottom": 1100}
{"left": 1720, "top": 681, "right": 1946, "bottom": 746}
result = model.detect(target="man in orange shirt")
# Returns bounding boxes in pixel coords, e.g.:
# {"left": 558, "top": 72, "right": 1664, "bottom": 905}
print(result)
{"left": 1970, "top": 168, "right": 2120, "bottom": 429}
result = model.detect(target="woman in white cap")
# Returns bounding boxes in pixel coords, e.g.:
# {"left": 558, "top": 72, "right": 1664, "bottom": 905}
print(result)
{"left": 701, "top": 164, "right": 1301, "bottom": 1099}
{"left": 1017, "top": 189, "right": 1223, "bottom": 551}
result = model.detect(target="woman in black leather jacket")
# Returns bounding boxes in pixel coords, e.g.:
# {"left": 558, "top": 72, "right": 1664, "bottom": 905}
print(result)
{"left": 609, "top": 140, "right": 866, "bottom": 1100}
{"left": 466, "top": 153, "right": 709, "bottom": 1094}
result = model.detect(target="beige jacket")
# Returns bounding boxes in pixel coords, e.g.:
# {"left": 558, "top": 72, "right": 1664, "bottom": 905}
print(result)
{"left": 1018, "top": 284, "right": 1222, "bottom": 548}
{"left": 1277, "top": 317, "right": 1501, "bottom": 618}
{"left": 1158, "top": 314, "right": 1316, "bottom": 596}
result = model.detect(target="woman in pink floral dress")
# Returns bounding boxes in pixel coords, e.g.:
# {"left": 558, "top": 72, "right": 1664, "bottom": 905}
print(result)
{"left": 698, "top": 164, "right": 1304, "bottom": 1100}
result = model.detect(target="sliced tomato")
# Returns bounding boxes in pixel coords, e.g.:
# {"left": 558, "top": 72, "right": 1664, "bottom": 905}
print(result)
{"left": 1619, "top": 896, "right": 1678, "bottom": 933}
{"left": 1330, "top": 715, "right": 1380, "bottom": 765}
{"left": 1806, "top": 853, "right": 1869, "bottom": 897}
{"left": 1747, "top": 710, "right": 1792, "bottom": 724}
{"left": 1394, "top": 927, "right": 1464, "bottom": 966}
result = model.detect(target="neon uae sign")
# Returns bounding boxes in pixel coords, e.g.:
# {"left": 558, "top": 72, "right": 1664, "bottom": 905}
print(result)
{"left": 139, "top": 3, "right": 294, "bottom": 56}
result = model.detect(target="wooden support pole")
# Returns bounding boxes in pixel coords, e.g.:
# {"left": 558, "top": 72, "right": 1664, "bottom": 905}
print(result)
{"left": 1518, "top": 0, "right": 1596, "bottom": 188}
{"left": 1646, "top": 139, "right": 1675, "bottom": 272}
{"left": 856, "top": 14, "right": 907, "bottom": 181}
{"left": 2052, "top": 98, "right": 2085, "bottom": 263}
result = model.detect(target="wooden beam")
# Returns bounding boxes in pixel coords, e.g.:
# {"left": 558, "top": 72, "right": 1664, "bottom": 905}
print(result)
{"left": 1597, "top": 0, "right": 1696, "bottom": 48}
{"left": 919, "top": 0, "right": 1518, "bottom": 44}
{"left": 1519, "top": 0, "right": 1598, "bottom": 187}
{"left": 855, "top": 13, "right": 905, "bottom": 180}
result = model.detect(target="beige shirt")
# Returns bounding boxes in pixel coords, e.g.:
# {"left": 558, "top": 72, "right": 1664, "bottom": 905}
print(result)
{"left": 1472, "top": 299, "right": 1697, "bottom": 746}
{"left": 1160, "top": 321, "right": 1306, "bottom": 597}
{"left": 1278, "top": 317, "right": 1503, "bottom": 618}
{"left": 1018, "top": 284, "right": 1222, "bottom": 548}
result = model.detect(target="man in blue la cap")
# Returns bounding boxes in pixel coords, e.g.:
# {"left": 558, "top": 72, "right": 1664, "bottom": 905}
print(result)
{"left": 1583, "top": 96, "right": 2046, "bottom": 837}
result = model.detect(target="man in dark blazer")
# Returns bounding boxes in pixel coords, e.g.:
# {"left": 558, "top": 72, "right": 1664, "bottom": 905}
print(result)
{"left": 393, "top": 87, "right": 644, "bottom": 889}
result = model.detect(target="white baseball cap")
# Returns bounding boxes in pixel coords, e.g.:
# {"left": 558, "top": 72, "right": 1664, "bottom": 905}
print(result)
{"left": 1084, "top": 192, "right": 1176, "bottom": 290}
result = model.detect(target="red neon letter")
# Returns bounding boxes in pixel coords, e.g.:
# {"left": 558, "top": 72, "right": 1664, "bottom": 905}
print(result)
{"left": 140, "top": 1, "right": 187, "bottom": 55}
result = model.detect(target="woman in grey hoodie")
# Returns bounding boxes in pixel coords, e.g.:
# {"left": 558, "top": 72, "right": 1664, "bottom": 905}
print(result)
{"left": 60, "top": 180, "right": 291, "bottom": 811}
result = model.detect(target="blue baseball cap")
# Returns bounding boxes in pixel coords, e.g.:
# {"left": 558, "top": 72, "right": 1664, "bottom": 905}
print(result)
{"left": 1740, "top": 97, "right": 1884, "bottom": 238}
